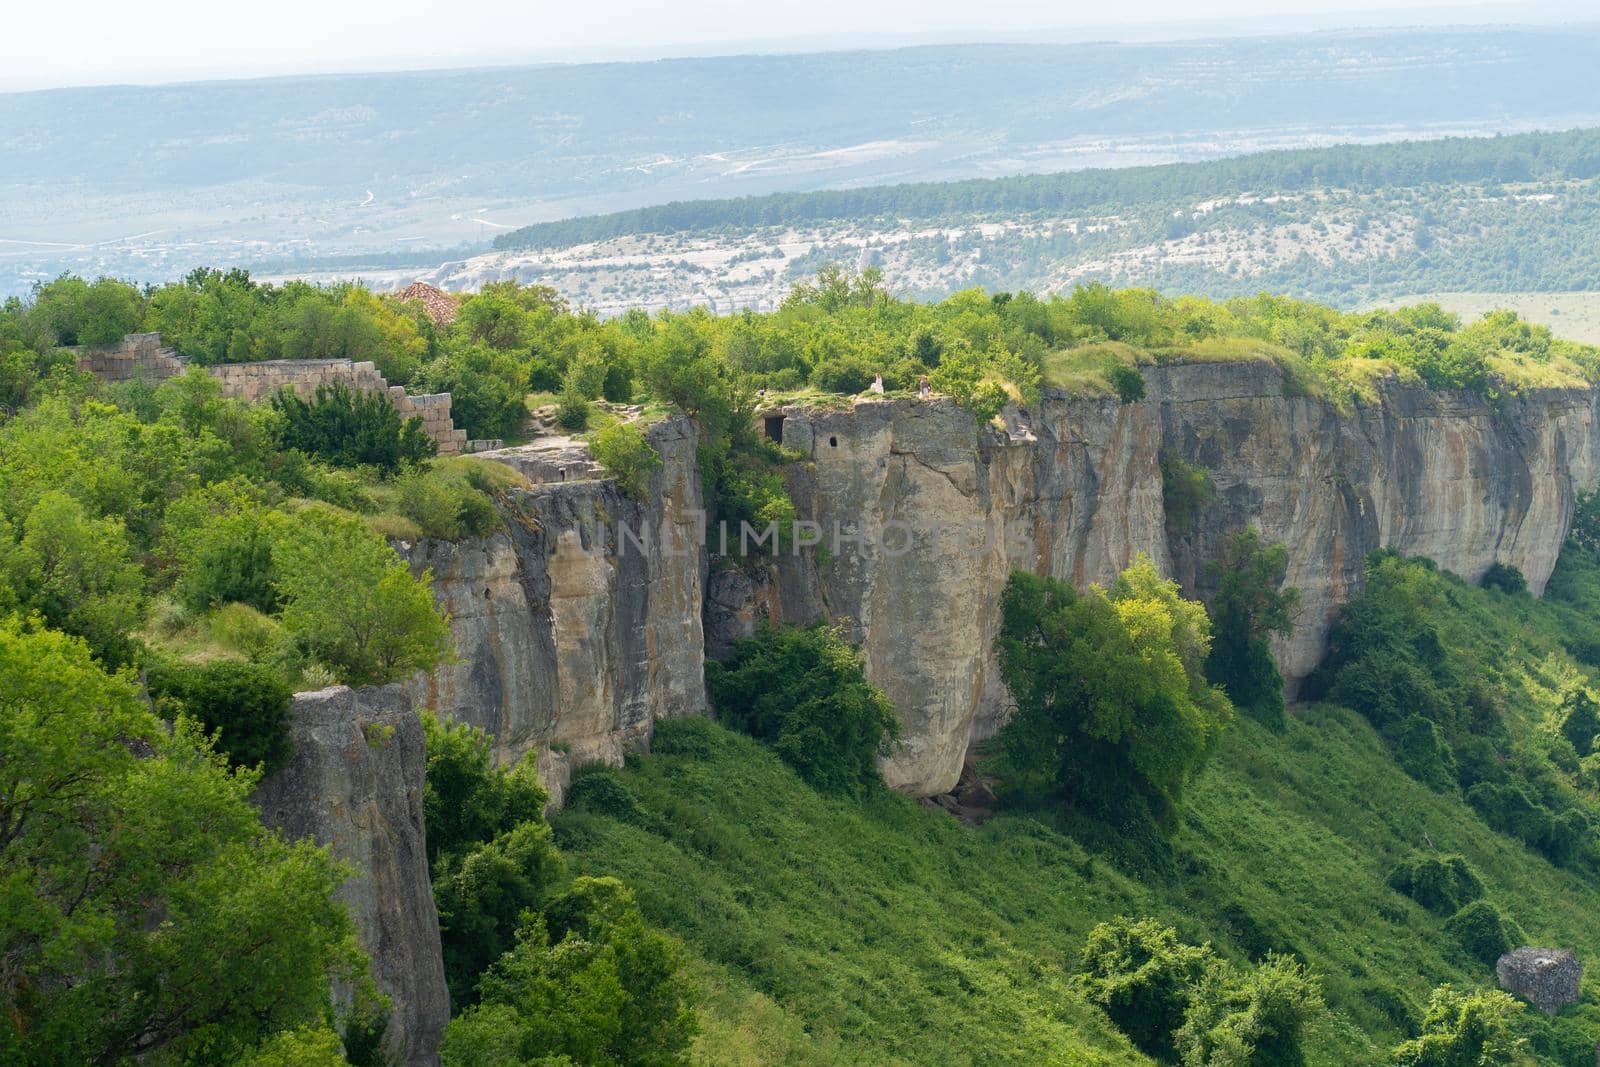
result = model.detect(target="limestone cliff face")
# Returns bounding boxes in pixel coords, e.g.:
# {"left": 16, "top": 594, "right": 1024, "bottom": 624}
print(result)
{"left": 404, "top": 416, "right": 706, "bottom": 805}
{"left": 253, "top": 685, "right": 449, "bottom": 1066}
{"left": 1147, "top": 362, "right": 1600, "bottom": 684}
{"left": 718, "top": 363, "right": 1600, "bottom": 795}
{"left": 399, "top": 363, "right": 1598, "bottom": 801}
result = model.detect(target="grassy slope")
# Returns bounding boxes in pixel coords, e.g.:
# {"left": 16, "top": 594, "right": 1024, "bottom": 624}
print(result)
{"left": 552, "top": 551, "right": 1600, "bottom": 1065}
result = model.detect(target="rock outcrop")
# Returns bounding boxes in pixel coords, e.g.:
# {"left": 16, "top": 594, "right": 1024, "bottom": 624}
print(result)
{"left": 712, "top": 364, "right": 1600, "bottom": 794}
{"left": 391, "top": 361, "right": 1600, "bottom": 800}
{"left": 253, "top": 685, "right": 449, "bottom": 1066}
{"left": 1497, "top": 947, "right": 1583, "bottom": 1015}
{"left": 405, "top": 416, "right": 706, "bottom": 806}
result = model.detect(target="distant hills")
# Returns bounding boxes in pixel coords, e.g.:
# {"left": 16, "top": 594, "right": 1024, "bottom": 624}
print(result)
{"left": 394, "top": 126, "right": 1600, "bottom": 314}
{"left": 5, "top": 26, "right": 1600, "bottom": 296}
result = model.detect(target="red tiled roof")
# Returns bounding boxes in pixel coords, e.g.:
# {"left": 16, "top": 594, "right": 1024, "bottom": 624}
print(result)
{"left": 394, "top": 281, "right": 459, "bottom": 326}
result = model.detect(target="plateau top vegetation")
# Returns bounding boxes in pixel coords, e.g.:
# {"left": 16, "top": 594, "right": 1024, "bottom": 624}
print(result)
{"left": 12, "top": 265, "right": 1600, "bottom": 436}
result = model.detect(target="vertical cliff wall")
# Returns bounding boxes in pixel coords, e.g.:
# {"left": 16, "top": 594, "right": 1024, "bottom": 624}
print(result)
{"left": 713, "top": 363, "right": 1600, "bottom": 795}
{"left": 404, "top": 416, "right": 706, "bottom": 806}
{"left": 253, "top": 685, "right": 449, "bottom": 1066}
{"left": 398, "top": 362, "right": 1599, "bottom": 803}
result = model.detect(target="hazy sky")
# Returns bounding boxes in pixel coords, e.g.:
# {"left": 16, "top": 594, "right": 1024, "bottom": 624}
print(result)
{"left": 4, "top": 0, "right": 1590, "bottom": 92}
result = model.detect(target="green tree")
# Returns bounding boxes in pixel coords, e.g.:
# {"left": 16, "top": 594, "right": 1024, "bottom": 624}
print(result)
{"left": 0, "top": 489, "right": 144, "bottom": 664}
{"left": 146, "top": 658, "right": 295, "bottom": 775}
{"left": 1570, "top": 490, "right": 1600, "bottom": 556}
{"left": 1559, "top": 686, "right": 1600, "bottom": 757}
{"left": 442, "top": 877, "right": 696, "bottom": 1067}
{"left": 420, "top": 713, "right": 548, "bottom": 866}
{"left": 31, "top": 275, "right": 144, "bottom": 347}
{"left": 590, "top": 421, "right": 661, "bottom": 500}
{"left": 1162, "top": 452, "right": 1216, "bottom": 535}
{"left": 416, "top": 342, "right": 528, "bottom": 441}
{"left": 435, "top": 821, "right": 568, "bottom": 1007}
{"left": 995, "top": 559, "right": 1232, "bottom": 826}
{"left": 1390, "top": 986, "right": 1524, "bottom": 1066}
{"left": 707, "top": 624, "right": 901, "bottom": 795}
{"left": 0, "top": 621, "right": 361, "bottom": 1064}
{"left": 272, "top": 508, "right": 453, "bottom": 685}
{"left": 421, "top": 714, "right": 565, "bottom": 1004}
{"left": 174, "top": 500, "right": 281, "bottom": 615}
{"left": 1175, "top": 954, "right": 1324, "bottom": 1067}
{"left": 1204, "top": 529, "right": 1300, "bottom": 725}
{"left": 1079, "top": 917, "right": 1214, "bottom": 1058}
{"left": 272, "top": 382, "right": 436, "bottom": 472}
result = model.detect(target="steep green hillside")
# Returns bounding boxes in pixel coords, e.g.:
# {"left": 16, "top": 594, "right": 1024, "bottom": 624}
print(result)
{"left": 553, "top": 547, "right": 1600, "bottom": 1065}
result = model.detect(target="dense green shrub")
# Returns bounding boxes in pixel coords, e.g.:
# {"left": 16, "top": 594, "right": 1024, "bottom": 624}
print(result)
{"left": 996, "top": 560, "right": 1232, "bottom": 827}
{"left": 1390, "top": 986, "right": 1523, "bottom": 1066}
{"left": 1559, "top": 687, "right": 1600, "bottom": 757}
{"left": 272, "top": 382, "right": 435, "bottom": 472}
{"left": 1204, "top": 529, "right": 1299, "bottom": 725}
{"left": 556, "top": 385, "right": 591, "bottom": 430}
{"left": 1480, "top": 562, "right": 1528, "bottom": 595}
{"left": 1313, "top": 553, "right": 1599, "bottom": 867}
{"left": 710, "top": 453, "right": 797, "bottom": 555}
{"left": 420, "top": 713, "right": 548, "bottom": 866}
{"left": 176, "top": 506, "right": 280, "bottom": 615}
{"left": 1080, "top": 919, "right": 1325, "bottom": 1065}
{"left": 272, "top": 508, "right": 453, "bottom": 685}
{"left": 442, "top": 877, "right": 697, "bottom": 1067}
{"left": 1079, "top": 917, "right": 1215, "bottom": 1058}
{"left": 1108, "top": 362, "right": 1147, "bottom": 403}
{"left": 391, "top": 467, "right": 501, "bottom": 540}
{"left": 1512, "top": 1009, "right": 1599, "bottom": 1067}
{"left": 1162, "top": 451, "right": 1216, "bottom": 535}
{"left": 1393, "top": 715, "right": 1460, "bottom": 793}
{"left": 434, "top": 820, "right": 568, "bottom": 1006}
{"left": 146, "top": 658, "right": 294, "bottom": 774}
{"left": 707, "top": 624, "right": 900, "bottom": 795}
{"left": 591, "top": 421, "right": 662, "bottom": 500}
{"left": 1175, "top": 953, "right": 1324, "bottom": 1067}
{"left": 1386, "top": 854, "right": 1485, "bottom": 916}
{"left": 809, "top": 352, "right": 877, "bottom": 394}
{"left": 1466, "top": 782, "right": 1588, "bottom": 866}
{"left": 1443, "top": 900, "right": 1521, "bottom": 968}
{"left": 565, "top": 765, "right": 651, "bottom": 825}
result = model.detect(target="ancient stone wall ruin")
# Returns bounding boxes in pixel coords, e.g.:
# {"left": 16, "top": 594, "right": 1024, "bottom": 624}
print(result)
{"left": 75, "top": 334, "right": 469, "bottom": 456}
{"left": 207, "top": 359, "right": 467, "bottom": 456}
{"left": 72, "top": 332, "right": 186, "bottom": 382}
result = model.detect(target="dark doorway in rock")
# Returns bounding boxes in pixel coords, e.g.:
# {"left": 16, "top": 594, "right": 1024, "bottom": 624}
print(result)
{"left": 764, "top": 415, "right": 785, "bottom": 444}
{"left": 829, "top": 435, "right": 838, "bottom": 448}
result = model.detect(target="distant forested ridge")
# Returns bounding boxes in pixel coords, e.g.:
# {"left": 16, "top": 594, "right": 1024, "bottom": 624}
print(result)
{"left": 495, "top": 128, "right": 1600, "bottom": 251}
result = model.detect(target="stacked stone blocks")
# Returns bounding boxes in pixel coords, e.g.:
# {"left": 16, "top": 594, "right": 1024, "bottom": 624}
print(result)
{"left": 73, "top": 332, "right": 186, "bottom": 382}
{"left": 75, "top": 337, "right": 469, "bottom": 456}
